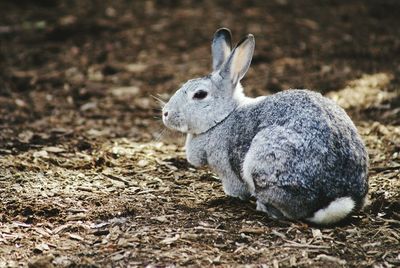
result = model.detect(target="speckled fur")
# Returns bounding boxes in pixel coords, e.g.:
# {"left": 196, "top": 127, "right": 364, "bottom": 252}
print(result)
{"left": 162, "top": 28, "right": 369, "bottom": 224}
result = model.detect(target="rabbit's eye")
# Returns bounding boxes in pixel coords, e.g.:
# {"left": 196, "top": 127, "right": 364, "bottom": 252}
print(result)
{"left": 193, "top": 90, "right": 208, "bottom": 100}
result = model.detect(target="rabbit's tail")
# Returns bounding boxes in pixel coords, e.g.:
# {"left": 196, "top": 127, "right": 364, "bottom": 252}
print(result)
{"left": 307, "top": 197, "right": 355, "bottom": 225}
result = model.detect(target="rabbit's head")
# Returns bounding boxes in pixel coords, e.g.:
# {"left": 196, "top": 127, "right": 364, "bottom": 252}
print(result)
{"left": 162, "top": 28, "right": 255, "bottom": 134}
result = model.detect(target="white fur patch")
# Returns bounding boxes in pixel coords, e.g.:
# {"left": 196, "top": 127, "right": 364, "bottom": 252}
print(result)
{"left": 308, "top": 197, "right": 355, "bottom": 225}
{"left": 242, "top": 150, "right": 256, "bottom": 194}
{"left": 177, "top": 124, "right": 188, "bottom": 133}
{"left": 238, "top": 95, "right": 266, "bottom": 106}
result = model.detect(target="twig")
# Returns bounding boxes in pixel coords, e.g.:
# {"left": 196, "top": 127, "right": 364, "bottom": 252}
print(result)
{"left": 283, "top": 240, "right": 330, "bottom": 249}
{"left": 371, "top": 165, "right": 400, "bottom": 172}
{"left": 103, "top": 173, "right": 131, "bottom": 186}
{"left": 193, "top": 226, "right": 228, "bottom": 233}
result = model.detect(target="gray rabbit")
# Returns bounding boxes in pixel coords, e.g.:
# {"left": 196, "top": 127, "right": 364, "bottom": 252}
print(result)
{"left": 162, "top": 28, "right": 368, "bottom": 225}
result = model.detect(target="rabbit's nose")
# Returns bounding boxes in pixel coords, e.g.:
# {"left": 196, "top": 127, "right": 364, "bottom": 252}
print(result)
{"left": 163, "top": 111, "right": 169, "bottom": 117}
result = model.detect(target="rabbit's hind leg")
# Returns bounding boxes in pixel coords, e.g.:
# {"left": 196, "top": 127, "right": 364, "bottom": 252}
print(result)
{"left": 242, "top": 126, "right": 315, "bottom": 220}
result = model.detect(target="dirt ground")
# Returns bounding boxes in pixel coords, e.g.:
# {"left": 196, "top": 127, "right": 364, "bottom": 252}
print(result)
{"left": 0, "top": 0, "right": 399, "bottom": 267}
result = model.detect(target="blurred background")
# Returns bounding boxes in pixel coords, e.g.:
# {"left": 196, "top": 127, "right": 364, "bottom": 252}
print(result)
{"left": 0, "top": 0, "right": 399, "bottom": 143}
{"left": 1, "top": 1, "right": 399, "bottom": 267}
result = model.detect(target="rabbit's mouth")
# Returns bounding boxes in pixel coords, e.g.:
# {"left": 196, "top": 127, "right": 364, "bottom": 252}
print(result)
{"left": 162, "top": 114, "right": 188, "bottom": 133}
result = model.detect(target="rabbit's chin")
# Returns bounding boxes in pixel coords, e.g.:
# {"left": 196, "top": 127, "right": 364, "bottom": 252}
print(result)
{"left": 175, "top": 125, "right": 189, "bottom": 133}
{"left": 164, "top": 122, "right": 188, "bottom": 133}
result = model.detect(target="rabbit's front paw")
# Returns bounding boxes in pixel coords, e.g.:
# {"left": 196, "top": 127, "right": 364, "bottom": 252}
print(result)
{"left": 222, "top": 178, "right": 251, "bottom": 200}
{"left": 186, "top": 154, "right": 206, "bottom": 167}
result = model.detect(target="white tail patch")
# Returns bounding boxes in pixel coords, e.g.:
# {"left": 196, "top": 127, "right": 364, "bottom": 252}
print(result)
{"left": 308, "top": 197, "right": 355, "bottom": 225}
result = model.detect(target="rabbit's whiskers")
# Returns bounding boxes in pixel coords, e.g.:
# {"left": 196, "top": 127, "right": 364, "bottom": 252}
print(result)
{"left": 152, "top": 128, "right": 168, "bottom": 143}
{"left": 151, "top": 94, "right": 166, "bottom": 108}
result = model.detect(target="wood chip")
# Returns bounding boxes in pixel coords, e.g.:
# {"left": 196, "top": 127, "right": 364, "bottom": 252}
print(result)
{"left": 315, "top": 254, "right": 347, "bottom": 265}
{"left": 239, "top": 227, "right": 266, "bottom": 234}
{"left": 161, "top": 234, "right": 180, "bottom": 245}
{"left": 68, "top": 233, "right": 84, "bottom": 241}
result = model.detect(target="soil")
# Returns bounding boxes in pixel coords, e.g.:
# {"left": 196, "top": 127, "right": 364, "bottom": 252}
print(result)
{"left": 0, "top": 1, "right": 399, "bottom": 267}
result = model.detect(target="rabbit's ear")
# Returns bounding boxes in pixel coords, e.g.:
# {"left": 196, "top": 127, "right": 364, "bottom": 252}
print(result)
{"left": 212, "top": 28, "right": 232, "bottom": 71}
{"left": 221, "top": 34, "right": 255, "bottom": 86}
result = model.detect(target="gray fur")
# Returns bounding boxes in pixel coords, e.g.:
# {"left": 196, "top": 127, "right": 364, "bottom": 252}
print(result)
{"left": 162, "top": 29, "right": 369, "bottom": 224}
{"left": 212, "top": 28, "right": 232, "bottom": 71}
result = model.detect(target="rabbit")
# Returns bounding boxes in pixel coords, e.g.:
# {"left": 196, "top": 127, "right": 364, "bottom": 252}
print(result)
{"left": 162, "top": 28, "right": 369, "bottom": 225}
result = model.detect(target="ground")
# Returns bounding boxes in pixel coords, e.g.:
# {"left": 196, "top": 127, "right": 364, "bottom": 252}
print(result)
{"left": 0, "top": 0, "right": 399, "bottom": 267}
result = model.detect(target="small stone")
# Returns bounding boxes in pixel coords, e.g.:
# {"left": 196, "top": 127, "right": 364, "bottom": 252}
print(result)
{"left": 137, "top": 159, "right": 148, "bottom": 167}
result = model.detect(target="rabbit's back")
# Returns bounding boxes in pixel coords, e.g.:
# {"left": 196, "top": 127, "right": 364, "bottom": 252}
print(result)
{"left": 224, "top": 89, "right": 368, "bottom": 211}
